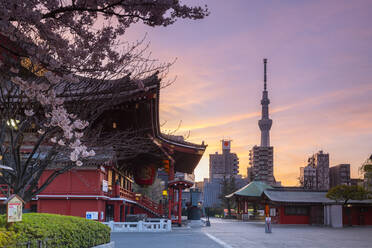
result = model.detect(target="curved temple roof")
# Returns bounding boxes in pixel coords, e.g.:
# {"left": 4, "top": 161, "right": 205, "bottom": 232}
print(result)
{"left": 0, "top": 32, "right": 207, "bottom": 175}
{"left": 90, "top": 74, "right": 207, "bottom": 174}
{"left": 148, "top": 77, "right": 207, "bottom": 173}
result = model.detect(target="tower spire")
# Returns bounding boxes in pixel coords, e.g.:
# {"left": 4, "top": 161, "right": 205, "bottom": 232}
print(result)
{"left": 258, "top": 58, "right": 272, "bottom": 147}
{"left": 264, "top": 58, "right": 267, "bottom": 91}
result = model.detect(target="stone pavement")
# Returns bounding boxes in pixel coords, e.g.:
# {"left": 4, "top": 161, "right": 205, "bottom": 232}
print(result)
{"left": 204, "top": 218, "right": 372, "bottom": 248}
{"left": 111, "top": 218, "right": 372, "bottom": 248}
{"left": 111, "top": 227, "right": 216, "bottom": 248}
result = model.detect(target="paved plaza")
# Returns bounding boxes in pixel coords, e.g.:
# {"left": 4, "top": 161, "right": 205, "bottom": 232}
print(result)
{"left": 111, "top": 218, "right": 372, "bottom": 248}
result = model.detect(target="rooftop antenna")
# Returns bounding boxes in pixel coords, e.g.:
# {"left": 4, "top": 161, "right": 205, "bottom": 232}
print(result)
{"left": 263, "top": 58, "right": 267, "bottom": 90}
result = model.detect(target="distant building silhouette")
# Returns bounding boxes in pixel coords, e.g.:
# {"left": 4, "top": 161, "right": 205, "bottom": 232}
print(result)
{"left": 203, "top": 140, "right": 244, "bottom": 207}
{"left": 209, "top": 140, "right": 239, "bottom": 181}
{"left": 329, "top": 164, "right": 350, "bottom": 188}
{"left": 300, "top": 150, "right": 330, "bottom": 190}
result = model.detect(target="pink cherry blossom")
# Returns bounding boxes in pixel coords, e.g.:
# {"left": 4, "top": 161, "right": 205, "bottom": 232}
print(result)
{"left": 24, "top": 109, "right": 35, "bottom": 116}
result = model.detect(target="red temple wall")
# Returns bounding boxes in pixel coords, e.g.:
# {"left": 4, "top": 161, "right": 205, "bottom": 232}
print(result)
{"left": 39, "top": 169, "right": 102, "bottom": 195}
{"left": 342, "top": 206, "right": 372, "bottom": 226}
{"left": 37, "top": 198, "right": 106, "bottom": 220}
{"left": 279, "top": 206, "right": 310, "bottom": 224}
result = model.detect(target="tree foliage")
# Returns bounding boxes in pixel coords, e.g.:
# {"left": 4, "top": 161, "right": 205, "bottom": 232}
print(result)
{"left": 0, "top": 213, "right": 110, "bottom": 247}
{"left": 0, "top": 0, "right": 209, "bottom": 77}
{"left": 326, "top": 185, "right": 370, "bottom": 205}
{"left": 360, "top": 154, "right": 372, "bottom": 189}
{"left": 219, "top": 176, "right": 237, "bottom": 217}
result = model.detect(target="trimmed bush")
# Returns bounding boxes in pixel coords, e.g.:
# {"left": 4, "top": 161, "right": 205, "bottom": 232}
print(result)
{"left": 0, "top": 213, "right": 110, "bottom": 248}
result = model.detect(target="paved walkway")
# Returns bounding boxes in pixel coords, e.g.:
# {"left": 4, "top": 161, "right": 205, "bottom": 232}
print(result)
{"left": 204, "top": 218, "right": 372, "bottom": 248}
{"left": 111, "top": 218, "right": 372, "bottom": 248}
{"left": 111, "top": 227, "right": 216, "bottom": 248}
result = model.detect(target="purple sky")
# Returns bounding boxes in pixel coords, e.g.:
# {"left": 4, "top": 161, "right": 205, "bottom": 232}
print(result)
{"left": 126, "top": 0, "right": 372, "bottom": 185}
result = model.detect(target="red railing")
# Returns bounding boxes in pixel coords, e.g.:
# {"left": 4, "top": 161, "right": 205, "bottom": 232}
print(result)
{"left": 110, "top": 186, "right": 163, "bottom": 216}
{"left": 137, "top": 194, "right": 161, "bottom": 214}
{"left": 119, "top": 188, "right": 135, "bottom": 201}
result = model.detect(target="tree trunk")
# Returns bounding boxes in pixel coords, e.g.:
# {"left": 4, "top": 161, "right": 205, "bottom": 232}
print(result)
{"left": 227, "top": 200, "right": 231, "bottom": 218}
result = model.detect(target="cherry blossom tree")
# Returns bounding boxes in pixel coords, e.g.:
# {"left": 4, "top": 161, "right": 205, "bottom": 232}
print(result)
{"left": 0, "top": 0, "right": 209, "bottom": 202}
{"left": 0, "top": 0, "right": 208, "bottom": 77}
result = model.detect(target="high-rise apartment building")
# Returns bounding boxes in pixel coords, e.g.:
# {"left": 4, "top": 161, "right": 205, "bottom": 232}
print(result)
{"left": 175, "top": 172, "right": 195, "bottom": 184}
{"left": 329, "top": 164, "right": 350, "bottom": 188}
{"left": 247, "top": 59, "right": 276, "bottom": 185}
{"left": 203, "top": 140, "right": 240, "bottom": 207}
{"left": 299, "top": 150, "right": 330, "bottom": 190}
{"left": 249, "top": 146, "right": 274, "bottom": 185}
{"left": 299, "top": 165, "right": 317, "bottom": 189}
{"left": 209, "top": 140, "right": 239, "bottom": 181}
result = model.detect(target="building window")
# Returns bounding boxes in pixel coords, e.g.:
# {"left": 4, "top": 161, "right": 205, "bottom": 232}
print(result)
{"left": 360, "top": 207, "right": 369, "bottom": 213}
{"left": 120, "top": 176, "right": 124, "bottom": 188}
{"left": 108, "top": 169, "right": 113, "bottom": 191}
{"left": 284, "top": 206, "right": 309, "bottom": 216}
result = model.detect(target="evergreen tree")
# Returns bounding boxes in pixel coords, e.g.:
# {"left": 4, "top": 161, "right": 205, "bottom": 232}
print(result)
{"left": 219, "top": 176, "right": 237, "bottom": 218}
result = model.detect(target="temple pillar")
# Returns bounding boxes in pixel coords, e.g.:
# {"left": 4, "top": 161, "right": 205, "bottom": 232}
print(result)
{"left": 168, "top": 160, "right": 175, "bottom": 220}
{"left": 114, "top": 202, "right": 120, "bottom": 222}
{"left": 178, "top": 187, "right": 182, "bottom": 226}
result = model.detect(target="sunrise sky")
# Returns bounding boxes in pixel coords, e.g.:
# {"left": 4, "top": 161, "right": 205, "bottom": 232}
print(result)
{"left": 126, "top": 0, "right": 372, "bottom": 185}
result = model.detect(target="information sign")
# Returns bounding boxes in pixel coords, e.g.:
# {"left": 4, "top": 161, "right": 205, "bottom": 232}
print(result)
{"left": 102, "top": 180, "right": 108, "bottom": 192}
{"left": 6, "top": 195, "right": 24, "bottom": 223}
{"left": 86, "top": 211, "right": 98, "bottom": 220}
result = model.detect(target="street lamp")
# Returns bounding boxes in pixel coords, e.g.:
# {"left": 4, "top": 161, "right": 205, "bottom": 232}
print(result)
{"left": 206, "top": 207, "right": 211, "bottom": 226}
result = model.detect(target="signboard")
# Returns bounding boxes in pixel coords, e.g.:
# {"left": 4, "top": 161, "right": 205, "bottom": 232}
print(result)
{"left": 270, "top": 208, "right": 276, "bottom": 217}
{"left": 101, "top": 211, "right": 104, "bottom": 220}
{"left": 222, "top": 140, "right": 231, "bottom": 150}
{"left": 102, "top": 180, "right": 108, "bottom": 192}
{"left": 6, "top": 195, "right": 24, "bottom": 223}
{"left": 86, "top": 211, "right": 98, "bottom": 220}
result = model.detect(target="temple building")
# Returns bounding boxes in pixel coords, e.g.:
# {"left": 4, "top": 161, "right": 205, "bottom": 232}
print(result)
{"left": 247, "top": 59, "right": 276, "bottom": 186}
{"left": 227, "top": 181, "right": 372, "bottom": 226}
{"left": 0, "top": 34, "right": 207, "bottom": 224}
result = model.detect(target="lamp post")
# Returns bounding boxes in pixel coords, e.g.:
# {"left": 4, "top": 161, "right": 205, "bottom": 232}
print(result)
{"left": 206, "top": 207, "right": 211, "bottom": 226}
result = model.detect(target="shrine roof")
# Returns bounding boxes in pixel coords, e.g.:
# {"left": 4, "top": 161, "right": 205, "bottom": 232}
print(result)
{"left": 226, "top": 181, "right": 272, "bottom": 198}
{"left": 263, "top": 189, "right": 372, "bottom": 205}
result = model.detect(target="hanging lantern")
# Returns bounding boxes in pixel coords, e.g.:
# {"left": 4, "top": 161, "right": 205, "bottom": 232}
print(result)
{"left": 134, "top": 164, "right": 157, "bottom": 186}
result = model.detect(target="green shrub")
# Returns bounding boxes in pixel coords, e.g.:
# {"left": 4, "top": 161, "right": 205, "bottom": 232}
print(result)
{"left": 0, "top": 213, "right": 110, "bottom": 248}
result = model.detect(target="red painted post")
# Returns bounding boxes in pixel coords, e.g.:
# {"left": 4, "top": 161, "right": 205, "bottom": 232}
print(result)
{"left": 168, "top": 188, "right": 173, "bottom": 220}
{"left": 114, "top": 202, "right": 120, "bottom": 222}
{"left": 158, "top": 202, "right": 162, "bottom": 216}
{"left": 237, "top": 198, "right": 240, "bottom": 216}
{"left": 178, "top": 186, "right": 182, "bottom": 226}
{"left": 168, "top": 160, "right": 175, "bottom": 221}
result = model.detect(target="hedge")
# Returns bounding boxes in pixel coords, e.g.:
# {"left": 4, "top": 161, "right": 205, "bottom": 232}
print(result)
{"left": 0, "top": 213, "right": 110, "bottom": 248}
